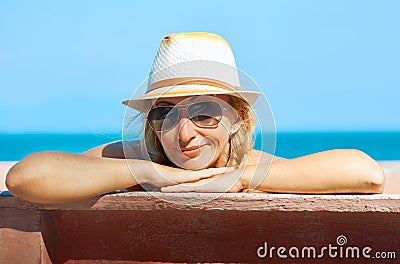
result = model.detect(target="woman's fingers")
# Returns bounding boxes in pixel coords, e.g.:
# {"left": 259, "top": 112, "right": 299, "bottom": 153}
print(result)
{"left": 150, "top": 165, "right": 235, "bottom": 187}
{"left": 161, "top": 181, "right": 210, "bottom": 193}
{"left": 161, "top": 172, "right": 243, "bottom": 193}
{"left": 188, "top": 166, "right": 235, "bottom": 180}
{"left": 165, "top": 167, "right": 234, "bottom": 185}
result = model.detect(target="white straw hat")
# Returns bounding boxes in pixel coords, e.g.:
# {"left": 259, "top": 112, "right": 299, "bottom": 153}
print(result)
{"left": 122, "top": 32, "right": 260, "bottom": 112}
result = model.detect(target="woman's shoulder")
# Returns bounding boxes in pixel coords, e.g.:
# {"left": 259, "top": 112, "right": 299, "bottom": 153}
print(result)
{"left": 248, "top": 150, "right": 287, "bottom": 165}
{"left": 82, "top": 140, "right": 145, "bottom": 159}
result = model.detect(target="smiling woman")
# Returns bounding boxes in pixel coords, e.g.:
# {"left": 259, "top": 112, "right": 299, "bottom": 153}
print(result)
{"left": 4, "top": 32, "right": 386, "bottom": 203}
{"left": 142, "top": 95, "right": 252, "bottom": 170}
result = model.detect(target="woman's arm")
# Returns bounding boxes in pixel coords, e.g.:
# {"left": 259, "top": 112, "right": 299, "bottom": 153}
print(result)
{"left": 6, "top": 152, "right": 141, "bottom": 203}
{"left": 6, "top": 150, "right": 232, "bottom": 204}
{"left": 245, "top": 149, "right": 384, "bottom": 193}
{"left": 161, "top": 149, "right": 385, "bottom": 194}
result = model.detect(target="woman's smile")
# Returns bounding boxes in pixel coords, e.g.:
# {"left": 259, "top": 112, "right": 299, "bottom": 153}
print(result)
{"left": 180, "top": 145, "right": 205, "bottom": 158}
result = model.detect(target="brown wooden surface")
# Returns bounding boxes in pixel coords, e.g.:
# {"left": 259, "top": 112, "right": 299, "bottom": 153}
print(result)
{"left": 0, "top": 208, "right": 43, "bottom": 264}
{"left": 1, "top": 193, "right": 399, "bottom": 263}
{"left": 2, "top": 193, "right": 400, "bottom": 212}
{"left": 40, "top": 209, "right": 399, "bottom": 264}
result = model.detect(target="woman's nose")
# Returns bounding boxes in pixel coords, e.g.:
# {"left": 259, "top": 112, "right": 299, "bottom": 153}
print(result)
{"left": 177, "top": 116, "right": 197, "bottom": 142}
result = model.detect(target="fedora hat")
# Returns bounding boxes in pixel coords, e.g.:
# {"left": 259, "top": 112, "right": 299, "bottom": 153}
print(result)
{"left": 122, "top": 32, "right": 260, "bottom": 112}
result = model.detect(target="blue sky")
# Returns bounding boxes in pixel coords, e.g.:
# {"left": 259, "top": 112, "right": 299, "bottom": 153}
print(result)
{"left": 1, "top": 0, "right": 399, "bottom": 133}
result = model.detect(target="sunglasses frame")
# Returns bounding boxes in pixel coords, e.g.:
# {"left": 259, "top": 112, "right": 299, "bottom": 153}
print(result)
{"left": 146, "top": 101, "right": 225, "bottom": 132}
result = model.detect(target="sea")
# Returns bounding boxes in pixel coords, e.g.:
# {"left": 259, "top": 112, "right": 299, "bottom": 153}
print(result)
{"left": 0, "top": 131, "right": 399, "bottom": 161}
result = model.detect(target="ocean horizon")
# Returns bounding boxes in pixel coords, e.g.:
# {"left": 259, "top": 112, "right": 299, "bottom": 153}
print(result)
{"left": 0, "top": 131, "right": 399, "bottom": 161}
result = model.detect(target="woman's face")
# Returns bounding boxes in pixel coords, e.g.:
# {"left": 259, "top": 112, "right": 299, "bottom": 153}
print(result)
{"left": 152, "top": 95, "right": 239, "bottom": 170}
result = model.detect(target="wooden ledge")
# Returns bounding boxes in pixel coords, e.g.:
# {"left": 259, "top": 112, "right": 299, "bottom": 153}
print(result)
{"left": 1, "top": 193, "right": 400, "bottom": 263}
{"left": 1, "top": 192, "right": 400, "bottom": 212}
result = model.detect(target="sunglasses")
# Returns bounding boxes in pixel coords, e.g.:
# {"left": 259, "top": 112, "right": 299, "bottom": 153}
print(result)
{"left": 147, "top": 101, "right": 223, "bottom": 132}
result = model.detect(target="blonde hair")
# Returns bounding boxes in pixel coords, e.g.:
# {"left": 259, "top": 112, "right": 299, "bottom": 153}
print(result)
{"left": 141, "top": 96, "right": 256, "bottom": 168}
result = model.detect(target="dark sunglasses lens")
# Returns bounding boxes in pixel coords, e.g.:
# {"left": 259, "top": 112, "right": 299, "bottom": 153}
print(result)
{"left": 188, "top": 102, "right": 222, "bottom": 127}
{"left": 148, "top": 107, "right": 178, "bottom": 131}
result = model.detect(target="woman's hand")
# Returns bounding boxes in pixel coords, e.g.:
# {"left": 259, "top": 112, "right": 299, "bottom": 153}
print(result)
{"left": 159, "top": 166, "right": 254, "bottom": 193}
{"left": 160, "top": 149, "right": 386, "bottom": 194}
{"left": 138, "top": 161, "right": 235, "bottom": 188}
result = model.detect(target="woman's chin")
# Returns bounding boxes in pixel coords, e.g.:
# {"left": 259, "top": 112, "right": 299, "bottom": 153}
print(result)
{"left": 167, "top": 146, "right": 218, "bottom": 170}
{"left": 174, "top": 159, "right": 212, "bottom": 170}
{"left": 171, "top": 155, "right": 216, "bottom": 170}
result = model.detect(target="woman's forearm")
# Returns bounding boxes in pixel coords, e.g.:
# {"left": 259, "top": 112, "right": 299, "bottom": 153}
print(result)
{"left": 5, "top": 152, "right": 144, "bottom": 203}
{"left": 245, "top": 149, "right": 385, "bottom": 194}
{"left": 5, "top": 151, "right": 230, "bottom": 203}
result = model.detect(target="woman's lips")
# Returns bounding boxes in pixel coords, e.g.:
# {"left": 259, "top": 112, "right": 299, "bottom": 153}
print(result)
{"left": 180, "top": 145, "right": 203, "bottom": 158}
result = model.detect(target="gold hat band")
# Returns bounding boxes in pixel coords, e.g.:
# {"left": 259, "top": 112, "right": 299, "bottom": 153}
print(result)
{"left": 148, "top": 77, "right": 238, "bottom": 93}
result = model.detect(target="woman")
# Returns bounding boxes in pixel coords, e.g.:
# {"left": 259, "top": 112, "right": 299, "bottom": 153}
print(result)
{"left": 5, "top": 32, "right": 384, "bottom": 203}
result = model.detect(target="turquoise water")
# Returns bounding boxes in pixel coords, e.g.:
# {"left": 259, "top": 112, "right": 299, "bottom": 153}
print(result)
{"left": 0, "top": 132, "right": 399, "bottom": 161}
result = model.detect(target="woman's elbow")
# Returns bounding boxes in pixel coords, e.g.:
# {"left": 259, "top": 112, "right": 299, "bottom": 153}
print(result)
{"left": 5, "top": 152, "right": 48, "bottom": 196}
{"left": 5, "top": 162, "right": 26, "bottom": 194}
{"left": 364, "top": 165, "right": 385, "bottom": 193}
{"left": 351, "top": 149, "right": 385, "bottom": 193}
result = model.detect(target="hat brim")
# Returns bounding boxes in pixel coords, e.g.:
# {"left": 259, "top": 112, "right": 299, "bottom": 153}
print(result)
{"left": 122, "top": 84, "right": 260, "bottom": 112}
